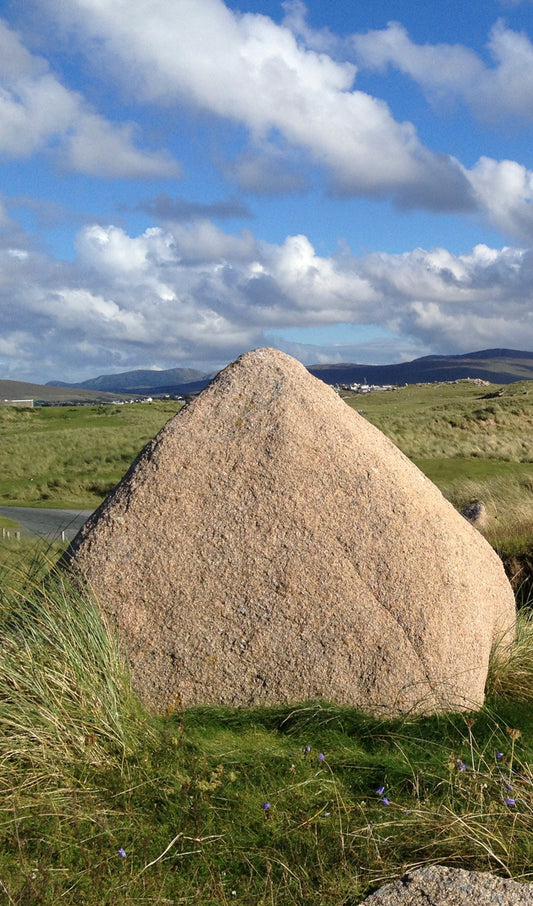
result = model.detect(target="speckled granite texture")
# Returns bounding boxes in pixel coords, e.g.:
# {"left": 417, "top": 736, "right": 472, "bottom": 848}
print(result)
{"left": 66, "top": 347, "right": 516, "bottom": 715}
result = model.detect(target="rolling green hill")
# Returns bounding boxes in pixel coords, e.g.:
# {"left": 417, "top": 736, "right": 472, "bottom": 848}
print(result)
{"left": 0, "top": 378, "right": 136, "bottom": 405}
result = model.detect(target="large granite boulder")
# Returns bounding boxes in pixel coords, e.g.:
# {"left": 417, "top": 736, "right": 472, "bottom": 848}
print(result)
{"left": 357, "top": 866, "right": 532, "bottom": 905}
{"left": 65, "top": 348, "right": 516, "bottom": 715}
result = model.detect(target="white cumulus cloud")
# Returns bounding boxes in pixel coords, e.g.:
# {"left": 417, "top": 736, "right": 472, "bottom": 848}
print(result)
{"left": 35, "top": 0, "right": 472, "bottom": 208}
{"left": 32, "top": 0, "right": 533, "bottom": 240}
{"left": 2, "top": 218, "right": 533, "bottom": 382}
{"left": 353, "top": 19, "right": 533, "bottom": 122}
{"left": 0, "top": 18, "right": 179, "bottom": 177}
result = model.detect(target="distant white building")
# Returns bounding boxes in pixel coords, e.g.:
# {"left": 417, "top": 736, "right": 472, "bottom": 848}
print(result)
{"left": 2, "top": 399, "right": 34, "bottom": 407}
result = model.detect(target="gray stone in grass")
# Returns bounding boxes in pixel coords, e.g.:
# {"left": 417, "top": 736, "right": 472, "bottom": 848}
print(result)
{"left": 358, "top": 866, "right": 533, "bottom": 905}
{"left": 461, "top": 500, "right": 488, "bottom": 528}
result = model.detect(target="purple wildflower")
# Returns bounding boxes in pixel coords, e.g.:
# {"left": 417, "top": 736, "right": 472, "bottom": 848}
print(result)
{"left": 318, "top": 753, "right": 325, "bottom": 762}
{"left": 504, "top": 797, "right": 516, "bottom": 807}
{"left": 376, "top": 785, "right": 385, "bottom": 796}
{"left": 118, "top": 848, "right": 127, "bottom": 858}
{"left": 261, "top": 802, "right": 270, "bottom": 810}
{"left": 459, "top": 762, "right": 468, "bottom": 772}
{"left": 381, "top": 797, "right": 390, "bottom": 806}
{"left": 496, "top": 752, "right": 504, "bottom": 760}
{"left": 305, "top": 745, "right": 311, "bottom": 753}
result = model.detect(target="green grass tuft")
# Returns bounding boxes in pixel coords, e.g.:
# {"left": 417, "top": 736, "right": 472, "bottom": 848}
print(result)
{"left": 0, "top": 553, "right": 148, "bottom": 809}
{"left": 486, "top": 610, "right": 533, "bottom": 703}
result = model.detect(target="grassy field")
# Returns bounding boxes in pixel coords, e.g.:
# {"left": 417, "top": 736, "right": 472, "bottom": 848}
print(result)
{"left": 0, "top": 401, "right": 182, "bottom": 509}
{"left": 343, "top": 380, "right": 533, "bottom": 463}
{"left": 2, "top": 380, "right": 533, "bottom": 513}
{"left": 1, "top": 382, "right": 533, "bottom": 903}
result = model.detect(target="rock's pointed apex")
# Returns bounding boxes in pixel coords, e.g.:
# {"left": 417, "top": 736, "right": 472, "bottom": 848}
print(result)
{"left": 210, "top": 345, "right": 313, "bottom": 384}
{"left": 224, "top": 346, "right": 302, "bottom": 362}
{"left": 66, "top": 349, "right": 516, "bottom": 716}
{"left": 228, "top": 346, "right": 291, "bottom": 360}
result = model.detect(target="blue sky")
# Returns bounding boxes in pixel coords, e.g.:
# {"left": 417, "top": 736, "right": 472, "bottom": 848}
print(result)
{"left": 3, "top": 0, "right": 533, "bottom": 382}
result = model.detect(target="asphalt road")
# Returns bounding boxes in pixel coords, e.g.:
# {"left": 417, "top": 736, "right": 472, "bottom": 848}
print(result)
{"left": 0, "top": 506, "right": 94, "bottom": 541}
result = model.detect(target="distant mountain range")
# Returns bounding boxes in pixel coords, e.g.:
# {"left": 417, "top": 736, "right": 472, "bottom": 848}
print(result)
{"left": 46, "top": 348, "right": 533, "bottom": 397}
{"left": 3, "top": 348, "right": 533, "bottom": 405}
{"left": 49, "top": 366, "right": 209, "bottom": 394}
{"left": 308, "top": 348, "right": 533, "bottom": 387}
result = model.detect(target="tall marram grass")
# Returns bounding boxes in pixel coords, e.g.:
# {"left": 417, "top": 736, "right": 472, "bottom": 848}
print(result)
{"left": 0, "top": 551, "right": 148, "bottom": 807}
{"left": 486, "top": 609, "right": 533, "bottom": 702}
